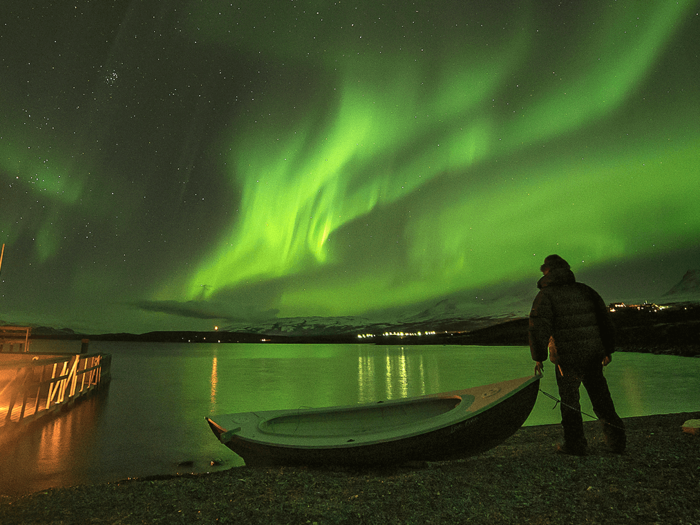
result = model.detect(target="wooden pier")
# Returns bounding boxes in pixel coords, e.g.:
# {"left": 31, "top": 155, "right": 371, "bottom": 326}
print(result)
{"left": 0, "top": 348, "right": 111, "bottom": 440}
{"left": 0, "top": 326, "right": 32, "bottom": 353}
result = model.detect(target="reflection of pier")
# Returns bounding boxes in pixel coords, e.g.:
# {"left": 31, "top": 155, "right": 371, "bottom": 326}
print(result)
{"left": 0, "top": 349, "right": 111, "bottom": 441}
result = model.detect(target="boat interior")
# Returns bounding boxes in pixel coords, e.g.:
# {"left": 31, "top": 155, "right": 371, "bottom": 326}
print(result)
{"left": 258, "top": 394, "right": 474, "bottom": 437}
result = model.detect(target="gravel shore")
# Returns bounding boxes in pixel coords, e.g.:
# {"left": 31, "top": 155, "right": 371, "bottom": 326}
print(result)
{"left": 1, "top": 411, "right": 698, "bottom": 524}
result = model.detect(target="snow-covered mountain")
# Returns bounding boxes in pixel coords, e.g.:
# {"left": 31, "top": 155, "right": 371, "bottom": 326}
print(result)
{"left": 224, "top": 270, "right": 700, "bottom": 337}
{"left": 222, "top": 292, "right": 532, "bottom": 337}
{"left": 13, "top": 271, "right": 698, "bottom": 338}
{"left": 663, "top": 269, "right": 700, "bottom": 300}
{"left": 222, "top": 312, "right": 510, "bottom": 337}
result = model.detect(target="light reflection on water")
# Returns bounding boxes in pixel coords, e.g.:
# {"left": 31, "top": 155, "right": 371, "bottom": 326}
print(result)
{"left": 209, "top": 356, "right": 218, "bottom": 414}
{"left": 1, "top": 340, "right": 698, "bottom": 497}
{"left": 358, "top": 347, "right": 427, "bottom": 403}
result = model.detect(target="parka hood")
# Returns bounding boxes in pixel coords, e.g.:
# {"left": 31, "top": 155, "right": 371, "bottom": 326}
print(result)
{"left": 537, "top": 267, "right": 576, "bottom": 289}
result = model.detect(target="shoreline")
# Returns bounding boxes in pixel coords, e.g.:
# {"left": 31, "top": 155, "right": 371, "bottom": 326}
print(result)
{"left": 1, "top": 410, "right": 699, "bottom": 524}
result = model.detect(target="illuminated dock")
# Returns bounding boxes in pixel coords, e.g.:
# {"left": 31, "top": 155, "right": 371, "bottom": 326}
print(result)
{"left": 0, "top": 348, "right": 111, "bottom": 440}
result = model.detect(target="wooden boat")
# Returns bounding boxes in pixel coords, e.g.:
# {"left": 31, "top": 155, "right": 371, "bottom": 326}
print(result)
{"left": 206, "top": 375, "right": 540, "bottom": 467}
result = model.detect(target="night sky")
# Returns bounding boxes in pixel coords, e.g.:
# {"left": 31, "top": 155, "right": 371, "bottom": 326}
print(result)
{"left": 1, "top": 1, "right": 699, "bottom": 334}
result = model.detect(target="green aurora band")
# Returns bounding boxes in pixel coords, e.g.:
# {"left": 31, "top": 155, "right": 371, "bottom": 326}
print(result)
{"left": 0, "top": 1, "right": 698, "bottom": 330}
{"left": 176, "top": 1, "right": 699, "bottom": 316}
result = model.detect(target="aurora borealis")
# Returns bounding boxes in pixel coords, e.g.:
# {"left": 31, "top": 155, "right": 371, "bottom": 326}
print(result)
{"left": 1, "top": 1, "right": 699, "bottom": 333}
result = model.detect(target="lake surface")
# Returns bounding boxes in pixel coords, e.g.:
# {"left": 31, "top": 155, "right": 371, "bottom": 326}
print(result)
{"left": 1, "top": 341, "right": 698, "bottom": 496}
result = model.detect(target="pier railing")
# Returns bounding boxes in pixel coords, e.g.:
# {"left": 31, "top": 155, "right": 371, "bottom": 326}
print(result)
{"left": 0, "top": 326, "right": 31, "bottom": 353}
{"left": 0, "top": 352, "right": 111, "bottom": 432}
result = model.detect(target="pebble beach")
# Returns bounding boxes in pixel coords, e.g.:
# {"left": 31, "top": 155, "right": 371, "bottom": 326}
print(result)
{"left": 1, "top": 410, "right": 698, "bottom": 524}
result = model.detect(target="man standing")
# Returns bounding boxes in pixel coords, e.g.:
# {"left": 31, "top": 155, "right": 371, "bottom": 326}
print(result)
{"left": 528, "top": 254, "right": 626, "bottom": 455}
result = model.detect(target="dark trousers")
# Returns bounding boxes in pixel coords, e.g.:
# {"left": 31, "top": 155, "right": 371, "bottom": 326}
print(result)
{"left": 555, "top": 361, "right": 626, "bottom": 450}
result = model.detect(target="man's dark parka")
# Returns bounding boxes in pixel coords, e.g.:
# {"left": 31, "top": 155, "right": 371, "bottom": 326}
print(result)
{"left": 528, "top": 267, "right": 615, "bottom": 367}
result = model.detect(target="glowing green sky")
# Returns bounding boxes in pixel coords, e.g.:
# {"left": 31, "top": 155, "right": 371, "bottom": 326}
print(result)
{"left": 1, "top": 1, "right": 699, "bottom": 332}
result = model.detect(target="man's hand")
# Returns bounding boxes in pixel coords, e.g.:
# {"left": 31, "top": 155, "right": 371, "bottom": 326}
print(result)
{"left": 534, "top": 361, "right": 544, "bottom": 375}
{"left": 602, "top": 355, "right": 612, "bottom": 366}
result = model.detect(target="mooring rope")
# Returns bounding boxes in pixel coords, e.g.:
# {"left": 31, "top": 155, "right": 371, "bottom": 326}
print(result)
{"left": 538, "top": 387, "right": 626, "bottom": 432}
{"left": 539, "top": 388, "right": 598, "bottom": 420}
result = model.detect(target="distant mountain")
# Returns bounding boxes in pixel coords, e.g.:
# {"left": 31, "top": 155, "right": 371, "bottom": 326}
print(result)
{"left": 224, "top": 269, "right": 700, "bottom": 338}
{"left": 222, "top": 314, "right": 511, "bottom": 338}
{"left": 222, "top": 295, "right": 526, "bottom": 337}
{"left": 223, "top": 315, "right": 390, "bottom": 337}
{"left": 0, "top": 321, "right": 75, "bottom": 336}
{"left": 4, "top": 325, "right": 78, "bottom": 339}
{"left": 662, "top": 269, "right": 700, "bottom": 299}
{"left": 19, "top": 270, "right": 700, "bottom": 339}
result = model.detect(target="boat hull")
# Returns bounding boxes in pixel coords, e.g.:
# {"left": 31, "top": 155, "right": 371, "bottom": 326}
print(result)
{"left": 207, "top": 375, "right": 540, "bottom": 467}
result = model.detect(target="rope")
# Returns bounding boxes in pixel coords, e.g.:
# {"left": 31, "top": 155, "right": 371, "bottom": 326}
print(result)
{"left": 538, "top": 387, "right": 626, "bottom": 432}
{"left": 539, "top": 388, "right": 598, "bottom": 420}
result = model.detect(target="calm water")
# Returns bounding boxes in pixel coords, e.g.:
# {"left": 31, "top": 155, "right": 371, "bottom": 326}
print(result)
{"left": 1, "top": 340, "right": 698, "bottom": 496}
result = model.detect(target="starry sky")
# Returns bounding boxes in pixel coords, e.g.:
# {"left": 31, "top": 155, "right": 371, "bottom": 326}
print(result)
{"left": 1, "top": 1, "right": 699, "bottom": 334}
